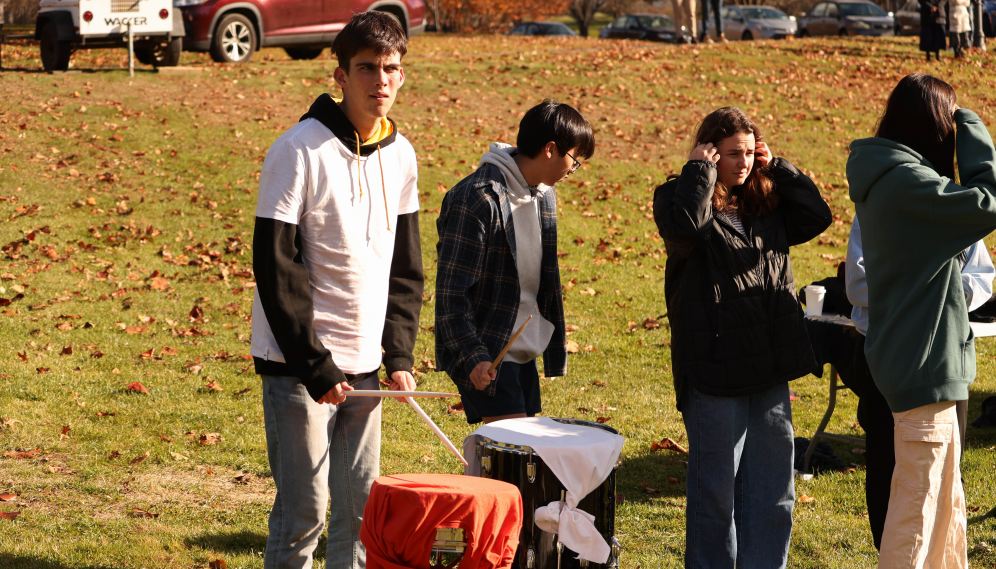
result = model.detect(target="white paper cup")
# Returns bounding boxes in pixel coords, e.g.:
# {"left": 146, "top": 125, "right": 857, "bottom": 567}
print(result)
{"left": 804, "top": 285, "right": 826, "bottom": 317}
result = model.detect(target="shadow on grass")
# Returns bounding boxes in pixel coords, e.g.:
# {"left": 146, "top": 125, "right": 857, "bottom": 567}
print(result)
{"left": 617, "top": 452, "right": 688, "bottom": 502}
{"left": 185, "top": 530, "right": 267, "bottom": 555}
{"left": 0, "top": 554, "right": 116, "bottom": 569}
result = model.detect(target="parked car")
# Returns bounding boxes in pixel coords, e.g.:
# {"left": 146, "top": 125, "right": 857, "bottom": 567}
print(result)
{"left": 893, "top": 0, "right": 920, "bottom": 35}
{"left": 798, "top": 0, "right": 895, "bottom": 36}
{"left": 705, "top": 5, "right": 797, "bottom": 40}
{"left": 177, "top": 0, "right": 425, "bottom": 64}
{"left": 507, "top": 22, "right": 578, "bottom": 36}
{"left": 895, "top": 0, "right": 996, "bottom": 36}
{"left": 598, "top": 13, "right": 681, "bottom": 42}
{"left": 34, "top": 0, "right": 183, "bottom": 71}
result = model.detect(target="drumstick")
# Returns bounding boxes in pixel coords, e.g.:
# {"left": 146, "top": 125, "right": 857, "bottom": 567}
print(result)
{"left": 347, "top": 390, "right": 459, "bottom": 398}
{"left": 487, "top": 315, "right": 532, "bottom": 374}
{"left": 405, "top": 396, "right": 469, "bottom": 466}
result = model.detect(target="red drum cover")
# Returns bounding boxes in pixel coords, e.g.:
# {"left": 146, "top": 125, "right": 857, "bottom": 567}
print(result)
{"left": 361, "top": 473, "right": 524, "bottom": 569}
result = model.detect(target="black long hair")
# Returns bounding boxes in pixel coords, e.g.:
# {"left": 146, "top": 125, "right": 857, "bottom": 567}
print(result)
{"left": 876, "top": 73, "right": 957, "bottom": 179}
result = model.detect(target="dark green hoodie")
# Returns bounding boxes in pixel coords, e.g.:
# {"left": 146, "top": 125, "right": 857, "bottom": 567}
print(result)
{"left": 847, "top": 109, "right": 996, "bottom": 412}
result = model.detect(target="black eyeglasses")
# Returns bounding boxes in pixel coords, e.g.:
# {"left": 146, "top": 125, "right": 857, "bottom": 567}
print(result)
{"left": 566, "top": 152, "right": 582, "bottom": 175}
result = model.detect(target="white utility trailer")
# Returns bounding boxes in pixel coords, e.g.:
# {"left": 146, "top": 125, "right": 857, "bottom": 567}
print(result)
{"left": 30, "top": 0, "right": 184, "bottom": 71}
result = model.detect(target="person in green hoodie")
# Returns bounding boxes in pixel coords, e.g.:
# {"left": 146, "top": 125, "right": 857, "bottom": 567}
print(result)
{"left": 847, "top": 73, "right": 996, "bottom": 569}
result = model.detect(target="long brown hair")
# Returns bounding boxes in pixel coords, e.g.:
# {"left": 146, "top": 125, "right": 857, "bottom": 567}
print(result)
{"left": 875, "top": 74, "right": 956, "bottom": 179}
{"left": 694, "top": 107, "right": 778, "bottom": 217}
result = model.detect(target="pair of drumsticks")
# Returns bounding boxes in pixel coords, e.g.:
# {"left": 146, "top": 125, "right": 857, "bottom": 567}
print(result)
{"left": 349, "top": 316, "right": 533, "bottom": 466}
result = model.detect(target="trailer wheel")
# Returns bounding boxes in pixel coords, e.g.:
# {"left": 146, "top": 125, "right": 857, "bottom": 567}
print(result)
{"left": 210, "top": 13, "right": 256, "bottom": 63}
{"left": 147, "top": 37, "right": 182, "bottom": 67}
{"left": 40, "top": 22, "right": 71, "bottom": 72}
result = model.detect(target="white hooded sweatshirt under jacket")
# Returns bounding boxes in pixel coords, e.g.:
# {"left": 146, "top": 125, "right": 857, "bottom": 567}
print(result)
{"left": 479, "top": 143, "right": 556, "bottom": 364}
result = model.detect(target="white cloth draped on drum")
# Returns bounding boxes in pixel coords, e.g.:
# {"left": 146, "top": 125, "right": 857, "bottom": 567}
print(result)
{"left": 462, "top": 417, "right": 625, "bottom": 564}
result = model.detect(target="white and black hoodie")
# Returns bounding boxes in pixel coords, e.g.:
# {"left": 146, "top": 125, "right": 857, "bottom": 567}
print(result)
{"left": 251, "top": 94, "right": 423, "bottom": 401}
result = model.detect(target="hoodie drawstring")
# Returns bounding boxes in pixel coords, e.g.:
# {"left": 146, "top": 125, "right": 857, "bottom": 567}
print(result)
{"left": 377, "top": 145, "right": 390, "bottom": 232}
{"left": 355, "top": 133, "right": 363, "bottom": 199}
{"left": 353, "top": 131, "right": 392, "bottom": 233}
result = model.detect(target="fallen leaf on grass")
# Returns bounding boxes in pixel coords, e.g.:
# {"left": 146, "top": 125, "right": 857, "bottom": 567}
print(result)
{"left": 234, "top": 387, "right": 251, "bottom": 396}
{"left": 90, "top": 350, "right": 104, "bottom": 358}
{"left": 170, "top": 452, "right": 188, "bottom": 461}
{"left": 651, "top": 437, "right": 688, "bottom": 453}
{"left": 126, "top": 382, "right": 149, "bottom": 394}
{"left": 129, "top": 508, "right": 159, "bottom": 519}
{"left": 0, "top": 493, "right": 17, "bottom": 501}
{"left": 565, "top": 340, "right": 580, "bottom": 353}
{"left": 59, "top": 426, "right": 70, "bottom": 440}
{"left": 798, "top": 495, "right": 816, "bottom": 503}
{"left": 36, "top": 367, "right": 50, "bottom": 374}
{"left": 130, "top": 451, "right": 150, "bottom": 465}
{"left": 60, "top": 346, "right": 73, "bottom": 355}
{"left": 447, "top": 402, "right": 465, "bottom": 415}
{"left": 643, "top": 317, "right": 661, "bottom": 329}
{"left": 124, "top": 326, "right": 148, "bottom": 335}
{"left": 640, "top": 480, "right": 660, "bottom": 495}
{"left": 139, "top": 348, "right": 154, "bottom": 359}
{"left": 149, "top": 277, "right": 169, "bottom": 291}
{"left": 205, "top": 380, "right": 223, "bottom": 392}
{"left": 199, "top": 433, "right": 222, "bottom": 445}
{"left": 591, "top": 381, "right": 607, "bottom": 387}
{"left": 96, "top": 411, "right": 116, "bottom": 417}
{"left": 209, "top": 560, "right": 227, "bottom": 569}
{"left": 107, "top": 450, "right": 122, "bottom": 460}
{"left": 160, "top": 346, "right": 179, "bottom": 356}
{"left": 596, "top": 417, "right": 612, "bottom": 424}
{"left": 233, "top": 473, "right": 252, "bottom": 484}
{"left": 158, "top": 434, "right": 172, "bottom": 442}
{"left": 0, "top": 511, "right": 21, "bottom": 520}
{"left": 3, "top": 448, "right": 41, "bottom": 459}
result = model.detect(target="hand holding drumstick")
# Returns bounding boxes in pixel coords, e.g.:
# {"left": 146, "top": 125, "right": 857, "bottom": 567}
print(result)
{"left": 470, "top": 316, "right": 532, "bottom": 391}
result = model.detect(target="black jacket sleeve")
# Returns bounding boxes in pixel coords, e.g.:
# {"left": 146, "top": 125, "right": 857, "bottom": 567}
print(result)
{"left": 382, "top": 212, "right": 425, "bottom": 376}
{"left": 654, "top": 160, "right": 718, "bottom": 258}
{"left": 253, "top": 216, "right": 346, "bottom": 401}
{"left": 767, "top": 157, "right": 833, "bottom": 246}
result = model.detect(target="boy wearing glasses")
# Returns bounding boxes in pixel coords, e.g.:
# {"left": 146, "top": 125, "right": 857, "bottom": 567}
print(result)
{"left": 435, "top": 100, "right": 595, "bottom": 424}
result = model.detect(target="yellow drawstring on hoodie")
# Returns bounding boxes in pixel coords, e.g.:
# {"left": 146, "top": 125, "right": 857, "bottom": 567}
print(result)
{"left": 377, "top": 145, "right": 390, "bottom": 232}
{"left": 353, "top": 131, "right": 392, "bottom": 233}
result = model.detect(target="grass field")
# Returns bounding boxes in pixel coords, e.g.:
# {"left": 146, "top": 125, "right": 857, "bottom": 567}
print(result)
{"left": 2, "top": 31, "right": 996, "bottom": 568}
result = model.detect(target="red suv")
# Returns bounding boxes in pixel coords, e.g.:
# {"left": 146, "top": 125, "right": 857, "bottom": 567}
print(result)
{"left": 176, "top": 0, "right": 425, "bottom": 63}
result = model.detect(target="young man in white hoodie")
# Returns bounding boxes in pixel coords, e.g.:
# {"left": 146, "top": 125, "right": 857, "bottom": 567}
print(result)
{"left": 434, "top": 100, "right": 595, "bottom": 424}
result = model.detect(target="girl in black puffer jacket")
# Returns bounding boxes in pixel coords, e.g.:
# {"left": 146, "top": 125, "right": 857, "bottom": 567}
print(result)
{"left": 653, "top": 107, "right": 831, "bottom": 568}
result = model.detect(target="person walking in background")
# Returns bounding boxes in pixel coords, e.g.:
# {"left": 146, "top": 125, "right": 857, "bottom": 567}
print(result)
{"left": 948, "top": 0, "right": 973, "bottom": 57}
{"left": 920, "top": 0, "right": 947, "bottom": 60}
{"left": 845, "top": 215, "right": 994, "bottom": 551}
{"left": 435, "top": 100, "right": 595, "bottom": 425}
{"left": 251, "top": 12, "right": 423, "bottom": 569}
{"left": 846, "top": 73, "right": 996, "bottom": 569}
{"left": 653, "top": 107, "right": 831, "bottom": 569}
{"left": 671, "top": 0, "right": 698, "bottom": 43}
{"left": 700, "top": 0, "right": 728, "bottom": 43}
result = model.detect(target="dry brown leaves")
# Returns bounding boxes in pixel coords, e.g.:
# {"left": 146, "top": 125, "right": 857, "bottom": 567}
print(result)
{"left": 651, "top": 437, "right": 688, "bottom": 453}
{"left": 0, "top": 511, "right": 21, "bottom": 521}
{"left": 199, "top": 433, "right": 222, "bottom": 445}
{"left": 3, "top": 448, "right": 41, "bottom": 459}
{"left": 129, "top": 508, "right": 159, "bottom": 518}
{"left": 126, "top": 382, "right": 149, "bottom": 394}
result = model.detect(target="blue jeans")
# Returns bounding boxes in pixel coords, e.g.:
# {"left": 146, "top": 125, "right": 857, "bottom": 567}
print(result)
{"left": 701, "top": 0, "right": 723, "bottom": 39}
{"left": 681, "top": 382, "right": 795, "bottom": 569}
{"left": 262, "top": 373, "right": 382, "bottom": 569}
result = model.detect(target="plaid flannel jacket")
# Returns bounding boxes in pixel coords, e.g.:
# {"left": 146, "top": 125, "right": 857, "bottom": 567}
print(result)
{"left": 434, "top": 163, "right": 568, "bottom": 396}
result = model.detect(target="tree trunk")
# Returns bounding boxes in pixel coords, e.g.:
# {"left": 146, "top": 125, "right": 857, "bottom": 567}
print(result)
{"left": 579, "top": 22, "right": 590, "bottom": 36}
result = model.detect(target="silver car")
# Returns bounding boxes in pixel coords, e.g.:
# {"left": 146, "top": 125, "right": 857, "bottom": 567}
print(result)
{"left": 706, "top": 5, "right": 798, "bottom": 40}
{"left": 798, "top": 0, "right": 895, "bottom": 37}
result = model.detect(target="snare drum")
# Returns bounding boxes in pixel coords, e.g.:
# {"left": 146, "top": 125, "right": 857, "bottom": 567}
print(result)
{"left": 476, "top": 418, "right": 620, "bottom": 569}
